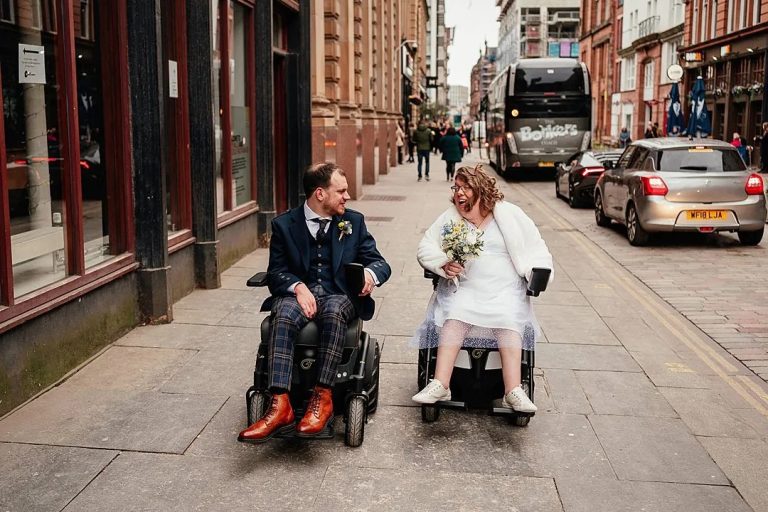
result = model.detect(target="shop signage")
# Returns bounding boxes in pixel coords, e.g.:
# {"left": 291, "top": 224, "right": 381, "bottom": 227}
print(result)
{"left": 168, "top": 60, "right": 178, "bottom": 98}
{"left": 667, "top": 64, "right": 683, "bottom": 82}
{"left": 684, "top": 52, "right": 703, "bottom": 63}
{"left": 18, "top": 44, "right": 46, "bottom": 84}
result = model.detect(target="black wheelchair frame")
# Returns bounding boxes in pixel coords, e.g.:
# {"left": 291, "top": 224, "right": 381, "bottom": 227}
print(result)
{"left": 244, "top": 263, "right": 380, "bottom": 447}
{"left": 417, "top": 267, "right": 550, "bottom": 426}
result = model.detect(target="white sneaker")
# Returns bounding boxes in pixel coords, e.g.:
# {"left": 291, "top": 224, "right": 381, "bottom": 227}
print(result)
{"left": 502, "top": 386, "right": 538, "bottom": 413}
{"left": 412, "top": 379, "right": 451, "bottom": 404}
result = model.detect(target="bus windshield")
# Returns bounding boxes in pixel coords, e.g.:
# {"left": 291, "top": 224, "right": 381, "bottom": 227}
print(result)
{"left": 513, "top": 66, "right": 585, "bottom": 94}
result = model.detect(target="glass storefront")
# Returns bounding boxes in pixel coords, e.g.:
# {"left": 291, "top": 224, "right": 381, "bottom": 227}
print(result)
{"left": 230, "top": 1, "right": 251, "bottom": 208}
{"left": 2, "top": 1, "right": 68, "bottom": 297}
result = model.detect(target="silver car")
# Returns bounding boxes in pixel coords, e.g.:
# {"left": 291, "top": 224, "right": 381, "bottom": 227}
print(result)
{"left": 594, "top": 138, "right": 766, "bottom": 246}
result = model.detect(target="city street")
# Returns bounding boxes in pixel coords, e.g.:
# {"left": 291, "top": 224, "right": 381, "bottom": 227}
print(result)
{"left": 2, "top": 153, "right": 768, "bottom": 511}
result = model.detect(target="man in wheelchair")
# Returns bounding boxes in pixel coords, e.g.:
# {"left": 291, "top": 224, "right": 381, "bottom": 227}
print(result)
{"left": 238, "top": 162, "right": 391, "bottom": 443}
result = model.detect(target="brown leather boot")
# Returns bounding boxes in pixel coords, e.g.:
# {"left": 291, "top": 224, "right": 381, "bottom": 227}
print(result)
{"left": 237, "top": 393, "right": 295, "bottom": 443}
{"left": 296, "top": 386, "right": 334, "bottom": 437}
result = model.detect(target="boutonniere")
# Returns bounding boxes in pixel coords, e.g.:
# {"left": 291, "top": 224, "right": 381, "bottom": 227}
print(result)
{"left": 337, "top": 220, "right": 352, "bottom": 241}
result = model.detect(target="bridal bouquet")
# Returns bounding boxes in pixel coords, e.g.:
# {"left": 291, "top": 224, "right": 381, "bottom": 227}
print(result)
{"left": 441, "top": 220, "right": 484, "bottom": 285}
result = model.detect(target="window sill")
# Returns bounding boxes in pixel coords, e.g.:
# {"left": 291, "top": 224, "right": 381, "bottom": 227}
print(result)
{"left": 168, "top": 229, "right": 196, "bottom": 254}
{"left": 217, "top": 202, "right": 260, "bottom": 229}
{"left": 0, "top": 254, "right": 139, "bottom": 334}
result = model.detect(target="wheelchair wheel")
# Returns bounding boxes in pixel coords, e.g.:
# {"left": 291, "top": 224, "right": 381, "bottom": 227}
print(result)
{"left": 421, "top": 404, "right": 440, "bottom": 423}
{"left": 367, "top": 341, "right": 381, "bottom": 414}
{"left": 247, "top": 390, "right": 269, "bottom": 426}
{"left": 345, "top": 396, "right": 366, "bottom": 447}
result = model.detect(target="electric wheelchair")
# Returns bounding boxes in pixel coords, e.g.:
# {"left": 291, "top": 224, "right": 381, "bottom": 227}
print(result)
{"left": 244, "top": 263, "right": 380, "bottom": 447}
{"left": 417, "top": 267, "right": 550, "bottom": 426}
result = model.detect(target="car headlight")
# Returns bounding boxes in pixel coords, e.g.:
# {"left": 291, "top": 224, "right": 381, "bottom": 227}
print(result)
{"left": 505, "top": 132, "right": 518, "bottom": 153}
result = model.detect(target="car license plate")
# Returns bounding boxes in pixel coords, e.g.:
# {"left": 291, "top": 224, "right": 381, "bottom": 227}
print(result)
{"left": 685, "top": 210, "right": 726, "bottom": 221}
{"left": 538, "top": 161, "right": 554, "bottom": 167}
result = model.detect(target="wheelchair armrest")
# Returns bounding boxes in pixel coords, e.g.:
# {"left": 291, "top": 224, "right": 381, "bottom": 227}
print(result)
{"left": 526, "top": 267, "right": 551, "bottom": 297}
{"left": 246, "top": 272, "right": 269, "bottom": 287}
{"left": 423, "top": 269, "right": 438, "bottom": 280}
{"left": 345, "top": 263, "right": 365, "bottom": 295}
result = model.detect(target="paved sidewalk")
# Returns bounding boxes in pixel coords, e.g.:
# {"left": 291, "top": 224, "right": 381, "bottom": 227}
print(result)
{"left": 2, "top": 153, "right": 768, "bottom": 511}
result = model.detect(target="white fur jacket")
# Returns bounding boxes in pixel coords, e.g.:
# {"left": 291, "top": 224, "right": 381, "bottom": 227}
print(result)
{"left": 417, "top": 201, "right": 554, "bottom": 284}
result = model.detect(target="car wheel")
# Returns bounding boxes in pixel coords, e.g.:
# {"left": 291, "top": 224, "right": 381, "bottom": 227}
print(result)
{"left": 594, "top": 192, "right": 611, "bottom": 227}
{"left": 738, "top": 228, "right": 764, "bottom": 246}
{"left": 626, "top": 204, "right": 651, "bottom": 246}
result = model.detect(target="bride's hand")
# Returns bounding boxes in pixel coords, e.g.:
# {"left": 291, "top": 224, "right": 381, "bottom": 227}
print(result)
{"left": 442, "top": 261, "right": 464, "bottom": 278}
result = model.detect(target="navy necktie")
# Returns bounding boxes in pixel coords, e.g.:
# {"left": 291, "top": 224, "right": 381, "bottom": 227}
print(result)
{"left": 312, "top": 218, "right": 330, "bottom": 242}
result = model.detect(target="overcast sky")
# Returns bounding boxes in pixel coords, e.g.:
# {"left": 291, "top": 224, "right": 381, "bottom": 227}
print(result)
{"left": 445, "top": 0, "right": 500, "bottom": 88}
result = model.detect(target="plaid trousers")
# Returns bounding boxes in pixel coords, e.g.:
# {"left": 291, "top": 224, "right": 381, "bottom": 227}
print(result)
{"left": 268, "top": 288, "right": 355, "bottom": 390}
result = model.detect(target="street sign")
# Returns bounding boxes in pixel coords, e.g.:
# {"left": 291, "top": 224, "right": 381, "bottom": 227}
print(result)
{"left": 667, "top": 64, "right": 684, "bottom": 82}
{"left": 18, "top": 44, "right": 46, "bottom": 84}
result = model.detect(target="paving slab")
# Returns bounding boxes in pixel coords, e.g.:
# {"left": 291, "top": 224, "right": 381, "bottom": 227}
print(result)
{"left": 0, "top": 387, "right": 225, "bottom": 453}
{"left": 379, "top": 335, "right": 416, "bottom": 364}
{"left": 379, "top": 362, "right": 419, "bottom": 407}
{"left": 117, "top": 323, "right": 259, "bottom": 351}
{"left": 576, "top": 370, "right": 678, "bottom": 418}
{"left": 316, "top": 466, "right": 563, "bottom": 512}
{"left": 0, "top": 443, "right": 117, "bottom": 512}
{"left": 536, "top": 344, "right": 641, "bottom": 372}
{"left": 589, "top": 415, "right": 728, "bottom": 485}
{"left": 629, "top": 349, "right": 715, "bottom": 389}
{"left": 698, "top": 437, "right": 768, "bottom": 512}
{"left": 541, "top": 369, "right": 593, "bottom": 415}
{"left": 160, "top": 343, "right": 256, "bottom": 396}
{"left": 556, "top": 475, "right": 751, "bottom": 512}
{"left": 535, "top": 305, "right": 620, "bottom": 345}
{"left": 485, "top": 412, "right": 615, "bottom": 480}
{"left": 187, "top": 398, "right": 406, "bottom": 470}
{"left": 364, "top": 297, "right": 431, "bottom": 337}
{"left": 62, "top": 452, "right": 325, "bottom": 512}
{"left": 659, "top": 387, "right": 760, "bottom": 438}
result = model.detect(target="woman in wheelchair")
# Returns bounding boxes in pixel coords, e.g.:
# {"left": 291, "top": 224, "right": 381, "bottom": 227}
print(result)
{"left": 411, "top": 164, "right": 553, "bottom": 413}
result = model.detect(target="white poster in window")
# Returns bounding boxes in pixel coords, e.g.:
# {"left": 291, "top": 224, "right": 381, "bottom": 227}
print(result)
{"left": 168, "top": 60, "right": 179, "bottom": 98}
{"left": 18, "top": 44, "right": 46, "bottom": 84}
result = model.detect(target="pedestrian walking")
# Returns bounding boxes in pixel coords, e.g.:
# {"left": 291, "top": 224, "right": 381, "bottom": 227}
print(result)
{"left": 407, "top": 123, "right": 416, "bottom": 163}
{"left": 731, "top": 132, "right": 749, "bottom": 165}
{"left": 412, "top": 122, "right": 433, "bottom": 181}
{"left": 410, "top": 164, "right": 553, "bottom": 412}
{"left": 619, "top": 127, "right": 631, "bottom": 148}
{"left": 396, "top": 121, "right": 405, "bottom": 165}
{"left": 439, "top": 127, "right": 464, "bottom": 181}
{"left": 755, "top": 122, "right": 768, "bottom": 173}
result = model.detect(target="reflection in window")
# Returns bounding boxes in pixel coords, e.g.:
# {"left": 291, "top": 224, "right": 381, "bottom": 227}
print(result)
{"left": 212, "top": 0, "right": 223, "bottom": 214}
{"left": 2, "top": 1, "right": 68, "bottom": 297}
{"left": 74, "top": 0, "right": 113, "bottom": 269}
{"left": 230, "top": 1, "right": 251, "bottom": 207}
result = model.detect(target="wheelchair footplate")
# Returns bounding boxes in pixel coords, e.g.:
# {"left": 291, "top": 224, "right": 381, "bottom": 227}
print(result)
{"left": 279, "top": 416, "right": 336, "bottom": 440}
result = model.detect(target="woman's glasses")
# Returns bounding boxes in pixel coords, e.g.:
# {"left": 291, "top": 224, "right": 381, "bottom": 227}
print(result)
{"left": 450, "top": 185, "right": 470, "bottom": 192}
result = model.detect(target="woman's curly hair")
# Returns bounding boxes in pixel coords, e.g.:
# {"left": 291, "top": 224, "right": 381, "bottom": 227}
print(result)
{"left": 453, "top": 164, "right": 504, "bottom": 214}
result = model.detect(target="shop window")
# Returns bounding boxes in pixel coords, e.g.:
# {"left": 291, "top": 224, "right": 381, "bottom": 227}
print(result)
{"left": 0, "top": 0, "right": 15, "bottom": 22}
{"left": 160, "top": 0, "right": 192, "bottom": 238}
{"left": 213, "top": 0, "right": 257, "bottom": 217}
{"left": 1, "top": 0, "right": 131, "bottom": 309}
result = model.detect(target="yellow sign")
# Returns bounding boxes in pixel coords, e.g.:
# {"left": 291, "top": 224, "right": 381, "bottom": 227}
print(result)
{"left": 686, "top": 210, "right": 726, "bottom": 221}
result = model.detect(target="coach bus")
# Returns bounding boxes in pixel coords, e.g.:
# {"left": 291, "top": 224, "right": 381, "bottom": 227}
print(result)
{"left": 486, "top": 58, "right": 592, "bottom": 175}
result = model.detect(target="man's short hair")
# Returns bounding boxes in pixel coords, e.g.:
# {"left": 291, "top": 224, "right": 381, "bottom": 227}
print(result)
{"left": 304, "top": 162, "right": 345, "bottom": 198}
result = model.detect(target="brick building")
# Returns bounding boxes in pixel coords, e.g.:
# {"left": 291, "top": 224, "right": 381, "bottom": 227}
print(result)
{"left": 469, "top": 44, "right": 497, "bottom": 121}
{"left": 679, "top": 0, "right": 768, "bottom": 158}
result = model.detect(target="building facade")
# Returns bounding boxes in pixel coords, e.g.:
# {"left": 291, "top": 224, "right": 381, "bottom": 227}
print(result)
{"left": 496, "top": 0, "right": 580, "bottom": 69}
{"left": 309, "top": 1, "right": 408, "bottom": 201}
{"left": 609, "top": 0, "right": 684, "bottom": 142}
{"left": 680, "top": 0, "right": 767, "bottom": 158}
{"left": 469, "top": 45, "right": 497, "bottom": 120}
{"left": 426, "top": 0, "right": 451, "bottom": 107}
{"left": 579, "top": 0, "right": 617, "bottom": 146}
{"left": 0, "top": 1, "right": 313, "bottom": 416}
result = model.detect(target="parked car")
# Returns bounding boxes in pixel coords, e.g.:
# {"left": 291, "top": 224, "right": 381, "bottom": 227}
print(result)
{"left": 555, "top": 150, "right": 623, "bottom": 207}
{"left": 593, "top": 138, "right": 766, "bottom": 246}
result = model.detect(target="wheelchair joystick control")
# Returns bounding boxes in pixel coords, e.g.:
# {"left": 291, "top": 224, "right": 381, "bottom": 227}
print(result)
{"left": 526, "top": 267, "right": 551, "bottom": 297}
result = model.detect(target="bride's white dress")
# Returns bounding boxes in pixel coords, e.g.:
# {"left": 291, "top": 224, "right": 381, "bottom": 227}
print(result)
{"left": 412, "top": 218, "right": 540, "bottom": 350}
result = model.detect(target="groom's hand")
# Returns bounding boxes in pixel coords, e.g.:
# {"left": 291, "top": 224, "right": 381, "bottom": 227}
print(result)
{"left": 294, "top": 283, "right": 317, "bottom": 318}
{"left": 442, "top": 261, "right": 464, "bottom": 279}
{"left": 359, "top": 271, "right": 375, "bottom": 296}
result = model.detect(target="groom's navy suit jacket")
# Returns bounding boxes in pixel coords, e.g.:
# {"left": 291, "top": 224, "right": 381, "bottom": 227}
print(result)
{"left": 262, "top": 206, "right": 391, "bottom": 321}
